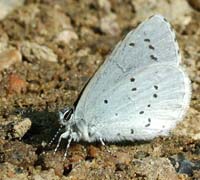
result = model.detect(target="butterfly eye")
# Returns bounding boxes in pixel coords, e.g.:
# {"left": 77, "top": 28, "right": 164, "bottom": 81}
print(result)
{"left": 59, "top": 107, "right": 73, "bottom": 124}
{"left": 63, "top": 108, "right": 73, "bottom": 121}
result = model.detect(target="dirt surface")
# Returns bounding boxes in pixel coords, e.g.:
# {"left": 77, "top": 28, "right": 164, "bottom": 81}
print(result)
{"left": 0, "top": 0, "right": 200, "bottom": 179}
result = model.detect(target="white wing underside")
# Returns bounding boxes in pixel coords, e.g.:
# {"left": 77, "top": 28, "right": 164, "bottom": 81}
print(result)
{"left": 74, "top": 15, "right": 191, "bottom": 142}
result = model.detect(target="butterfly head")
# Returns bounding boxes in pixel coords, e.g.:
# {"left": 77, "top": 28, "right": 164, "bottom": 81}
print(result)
{"left": 58, "top": 107, "right": 74, "bottom": 126}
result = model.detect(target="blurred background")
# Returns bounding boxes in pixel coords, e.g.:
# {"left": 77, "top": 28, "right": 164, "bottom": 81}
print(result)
{"left": 0, "top": 0, "right": 199, "bottom": 179}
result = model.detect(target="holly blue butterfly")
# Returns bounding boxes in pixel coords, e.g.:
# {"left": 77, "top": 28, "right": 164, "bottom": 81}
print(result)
{"left": 51, "top": 14, "right": 191, "bottom": 159}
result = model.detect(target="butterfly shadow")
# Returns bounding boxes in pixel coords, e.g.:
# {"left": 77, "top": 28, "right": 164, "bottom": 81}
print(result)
{"left": 13, "top": 107, "right": 60, "bottom": 148}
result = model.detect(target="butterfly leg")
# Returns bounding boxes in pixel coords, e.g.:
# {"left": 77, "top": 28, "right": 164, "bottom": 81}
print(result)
{"left": 63, "top": 131, "right": 80, "bottom": 161}
{"left": 99, "top": 137, "right": 111, "bottom": 154}
{"left": 63, "top": 136, "right": 72, "bottom": 161}
{"left": 54, "top": 130, "right": 70, "bottom": 154}
{"left": 100, "top": 137, "right": 105, "bottom": 146}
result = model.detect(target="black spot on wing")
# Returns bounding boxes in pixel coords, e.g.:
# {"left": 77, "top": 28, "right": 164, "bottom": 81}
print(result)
{"left": 139, "top": 111, "right": 144, "bottom": 114}
{"left": 129, "top": 42, "right": 135, "bottom": 47}
{"left": 163, "top": 17, "right": 168, "bottom": 22}
{"left": 130, "top": 129, "right": 134, "bottom": 134}
{"left": 130, "top": 77, "right": 135, "bottom": 82}
{"left": 145, "top": 123, "right": 150, "bottom": 127}
{"left": 153, "top": 94, "right": 158, "bottom": 98}
{"left": 145, "top": 118, "right": 151, "bottom": 127}
{"left": 131, "top": 87, "right": 137, "bottom": 91}
{"left": 154, "top": 85, "right": 158, "bottom": 90}
{"left": 144, "top": 38, "right": 150, "bottom": 42}
{"left": 149, "top": 45, "right": 155, "bottom": 50}
{"left": 150, "top": 55, "right": 158, "bottom": 61}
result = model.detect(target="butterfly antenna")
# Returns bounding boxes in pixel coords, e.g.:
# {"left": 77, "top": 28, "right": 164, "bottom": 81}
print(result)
{"left": 100, "top": 137, "right": 105, "bottom": 146}
{"left": 48, "top": 124, "right": 63, "bottom": 147}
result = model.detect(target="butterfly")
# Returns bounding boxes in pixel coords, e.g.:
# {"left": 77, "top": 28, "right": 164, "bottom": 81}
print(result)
{"left": 50, "top": 15, "right": 191, "bottom": 159}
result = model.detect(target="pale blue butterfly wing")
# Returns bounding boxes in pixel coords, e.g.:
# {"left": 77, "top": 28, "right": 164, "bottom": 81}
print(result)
{"left": 62, "top": 15, "right": 191, "bottom": 144}
{"left": 76, "top": 14, "right": 181, "bottom": 115}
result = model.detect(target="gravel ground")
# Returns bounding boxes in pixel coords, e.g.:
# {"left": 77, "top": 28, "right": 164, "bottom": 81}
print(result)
{"left": 0, "top": 0, "right": 200, "bottom": 179}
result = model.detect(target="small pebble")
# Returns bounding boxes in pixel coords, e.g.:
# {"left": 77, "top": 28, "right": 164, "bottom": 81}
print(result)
{"left": 21, "top": 41, "right": 58, "bottom": 63}
{"left": 0, "top": 0, "right": 25, "bottom": 20}
{"left": 134, "top": 151, "right": 150, "bottom": 159}
{"left": 193, "top": 133, "right": 200, "bottom": 140}
{"left": 0, "top": 49, "right": 22, "bottom": 71}
{"left": 32, "top": 169, "right": 59, "bottom": 180}
{"left": 87, "top": 145, "right": 99, "bottom": 159}
{"left": 178, "top": 160, "right": 193, "bottom": 177}
{"left": 54, "top": 163, "right": 64, "bottom": 177}
{"left": 98, "top": 0, "right": 111, "bottom": 13}
{"left": 54, "top": 30, "right": 78, "bottom": 44}
{"left": 100, "top": 13, "right": 121, "bottom": 36}
{"left": 69, "top": 154, "right": 84, "bottom": 163}
{"left": 169, "top": 153, "right": 197, "bottom": 177}
{"left": 8, "top": 74, "right": 26, "bottom": 94}
{"left": 133, "top": 157, "right": 179, "bottom": 180}
{"left": 115, "top": 151, "right": 131, "bottom": 165}
{"left": 12, "top": 118, "right": 32, "bottom": 139}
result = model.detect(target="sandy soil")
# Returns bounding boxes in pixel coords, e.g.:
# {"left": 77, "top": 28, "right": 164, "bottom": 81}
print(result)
{"left": 0, "top": 0, "right": 200, "bottom": 179}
